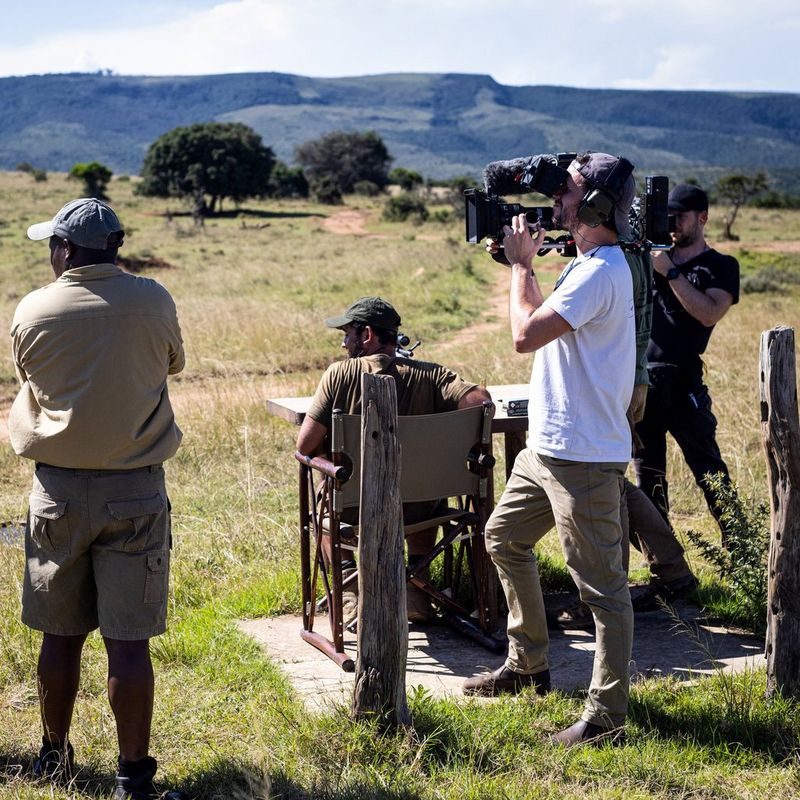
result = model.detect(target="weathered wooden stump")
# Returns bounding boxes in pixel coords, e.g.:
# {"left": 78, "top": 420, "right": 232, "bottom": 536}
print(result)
{"left": 760, "top": 326, "right": 800, "bottom": 700}
{"left": 350, "top": 372, "right": 410, "bottom": 725}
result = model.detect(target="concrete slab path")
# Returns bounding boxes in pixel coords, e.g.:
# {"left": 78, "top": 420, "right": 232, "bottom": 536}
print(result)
{"left": 239, "top": 601, "right": 765, "bottom": 713}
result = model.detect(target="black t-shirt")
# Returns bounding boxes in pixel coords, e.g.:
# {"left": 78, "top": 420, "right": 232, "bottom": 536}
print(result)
{"left": 647, "top": 248, "right": 739, "bottom": 371}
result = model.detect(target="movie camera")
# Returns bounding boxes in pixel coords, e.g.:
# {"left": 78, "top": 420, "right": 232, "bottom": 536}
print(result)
{"left": 464, "top": 152, "right": 674, "bottom": 258}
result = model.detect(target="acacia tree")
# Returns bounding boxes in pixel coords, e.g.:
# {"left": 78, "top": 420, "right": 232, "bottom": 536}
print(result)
{"left": 715, "top": 171, "right": 769, "bottom": 240}
{"left": 294, "top": 130, "right": 392, "bottom": 194}
{"left": 70, "top": 161, "right": 113, "bottom": 199}
{"left": 139, "top": 122, "right": 275, "bottom": 216}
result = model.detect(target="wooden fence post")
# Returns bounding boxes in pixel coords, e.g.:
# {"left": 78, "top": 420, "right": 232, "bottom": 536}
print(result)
{"left": 351, "top": 373, "right": 410, "bottom": 725}
{"left": 760, "top": 326, "right": 800, "bottom": 700}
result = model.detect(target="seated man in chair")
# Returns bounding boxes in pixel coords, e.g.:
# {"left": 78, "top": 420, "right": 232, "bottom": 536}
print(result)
{"left": 296, "top": 296, "right": 491, "bottom": 622}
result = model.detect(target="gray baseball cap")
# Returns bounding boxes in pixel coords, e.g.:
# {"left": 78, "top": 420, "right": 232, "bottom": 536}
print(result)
{"left": 325, "top": 297, "right": 401, "bottom": 332}
{"left": 572, "top": 152, "right": 636, "bottom": 239}
{"left": 27, "top": 198, "right": 124, "bottom": 250}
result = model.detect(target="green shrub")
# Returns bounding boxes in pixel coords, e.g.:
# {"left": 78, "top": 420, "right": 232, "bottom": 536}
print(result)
{"left": 31, "top": 168, "right": 47, "bottom": 182}
{"left": 353, "top": 180, "right": 381, "bottom": 197}
{"left": 686, "top": 474, "right": 768, "bottom": 632}
{"left": 311, "top": 175, "right": 342, "bottom": 205}
{"left": 268, "top": 161, "right": 309, "bottom": 198}
{"left": 382, "top": 193, "right": 428, "bottom": 222}
{"left": 69, "top": 160, "right": 112, "bottom": 199}
{"left": 15, "top": 161, "right": 33, "bottom": 173}
{"left": 388, "top": 167, "right": 423, "bottom": 191}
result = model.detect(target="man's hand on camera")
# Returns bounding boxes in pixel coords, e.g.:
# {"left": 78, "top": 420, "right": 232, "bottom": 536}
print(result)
{"left": 486, "top": 237, "right": 510, "bottom": 266}
{"left": 651, "top": 249, "right": 673, "bottom": 277}
{"left": 503, "top": 213, "right": 545, "bottom": 271}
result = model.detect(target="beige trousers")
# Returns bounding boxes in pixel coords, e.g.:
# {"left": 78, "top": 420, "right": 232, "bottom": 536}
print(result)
{"left": 485, "top": 449, "right": 632, "bottom": 727}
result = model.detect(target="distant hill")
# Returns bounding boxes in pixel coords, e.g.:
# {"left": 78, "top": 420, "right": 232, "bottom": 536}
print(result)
{"left": 2, "top": 71, "right": 799, "bottom": 189}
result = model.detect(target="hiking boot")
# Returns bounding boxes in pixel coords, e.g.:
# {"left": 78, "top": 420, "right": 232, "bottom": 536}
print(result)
{"left": 33, "top": 738, "right": 74, "bottom": 783}
{"left": 549, "top": 599, "right": 595, "bottom": 630}
{"left": 548, "top": 719, "right": 625, "bottom": 748}
{"left": 631, "top": 574, "right": 698, "bottom": 612}
{"left": 463, "top": 665, "right": 551, "bottom": 697}
{"left": 407, "top": 583, "right": 434, "bottom": 624}
{"left": 113, "top": 756, "right": 184, "bottom": 800}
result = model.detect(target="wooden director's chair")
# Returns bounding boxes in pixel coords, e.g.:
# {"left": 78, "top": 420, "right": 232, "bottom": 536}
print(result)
{"left": 295, "top": 401, "right": 501, "bottom": 671}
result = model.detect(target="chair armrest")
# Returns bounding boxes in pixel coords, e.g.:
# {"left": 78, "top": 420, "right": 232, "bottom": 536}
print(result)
{"left": 294, "top": 451, "right": 351, "bottom": 482}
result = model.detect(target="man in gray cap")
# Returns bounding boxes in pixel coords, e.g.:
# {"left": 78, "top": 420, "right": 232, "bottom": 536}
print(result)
{"left": 11, "top": 198, "right": 184, "bottom": 799}
{"left": 296, "top": 296, "right": 490, "bottom": 622}
{"left": 463, "top": 152, "right": 636, "bottom": 747}
{"left": 634, "top": 184, "right": 740, "bottom": 572}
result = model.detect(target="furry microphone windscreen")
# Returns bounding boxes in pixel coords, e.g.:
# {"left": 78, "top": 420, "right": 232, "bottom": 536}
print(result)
{"left": 482, "top": 157, "right": 537, "bottom": 196}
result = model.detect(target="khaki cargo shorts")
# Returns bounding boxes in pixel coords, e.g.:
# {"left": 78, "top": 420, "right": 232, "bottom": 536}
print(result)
{"left": 22, "top": 463, "right": 171, "bottom": 641}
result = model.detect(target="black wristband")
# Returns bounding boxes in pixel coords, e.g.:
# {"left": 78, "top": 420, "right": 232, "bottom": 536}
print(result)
{"left": 666, "top": 266, "right": 681, "bottom": 281}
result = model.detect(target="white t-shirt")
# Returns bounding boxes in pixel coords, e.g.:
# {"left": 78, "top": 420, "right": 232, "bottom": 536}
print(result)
{"left": 527, "top": 245, "right": 635, "bottom": 463}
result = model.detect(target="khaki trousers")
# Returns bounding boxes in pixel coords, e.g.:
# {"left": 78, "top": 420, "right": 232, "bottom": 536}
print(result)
{"left": 485, "top": 449, "right": 632, "bottom": 727}
{"left": 622, "top": 479, "right": 693, "bottom": 584}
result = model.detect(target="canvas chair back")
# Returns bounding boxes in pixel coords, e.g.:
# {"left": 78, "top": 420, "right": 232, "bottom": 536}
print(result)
{"left": 331, "top": 404, "right": 493, "bottom": 510}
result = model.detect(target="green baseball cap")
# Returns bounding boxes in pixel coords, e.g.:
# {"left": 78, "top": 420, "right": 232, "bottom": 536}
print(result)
{"left": 27, "top": 197, "right": 124, "bottom": 250}
{"left": 325, "top": 296, "right": 401, "bottom": 332}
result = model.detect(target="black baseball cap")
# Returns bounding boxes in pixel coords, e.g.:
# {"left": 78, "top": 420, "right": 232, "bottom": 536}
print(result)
{"left": 324, "top": 297, "right": 401, "bottom": 333}
{"left": 668, "top": 184, "right": 708, "bottom": 213}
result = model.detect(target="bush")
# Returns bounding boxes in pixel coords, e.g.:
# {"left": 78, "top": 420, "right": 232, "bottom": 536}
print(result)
{"left": 382, "top": 193, "right": 429, "bottom": 223}
{"left": 353, "top": 180, "right": 381, "bottom": 197}
{"left": 267, "top": 161, "right": 309, "bottom": 199}
{"left": 388, "top": 167, "right": 423, "bottom": 191}
{"left": 69, "top": 161, "right": 112, "bottom": 199}
{"left": 295, "top": 130, "right": 392, "bottom": 193}
{"left": 311, "top": 176, "right": 343, "bottom": 205}
{"left": 685, "top": 474, "right": 768, "bottom": 632}
{"left": 443, "top": 174, "right": 479, "bottom": 219}
{"left": 31, "top": 168, "right": 47, "bottom": 182}
{"left": 15, "top": 162, "right": 33, "bottom": 173}
{"left": 749, "top": 190, "right": 800, "bottom": 209}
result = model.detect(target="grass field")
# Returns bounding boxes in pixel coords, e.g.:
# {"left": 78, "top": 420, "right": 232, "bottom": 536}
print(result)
{"left": 0, "top": 172, "right": 799, "bottom": 799}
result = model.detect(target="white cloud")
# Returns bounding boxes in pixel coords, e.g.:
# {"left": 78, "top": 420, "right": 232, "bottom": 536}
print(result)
{"left": 0, "top": 0, "right": 796, "bottom": 92}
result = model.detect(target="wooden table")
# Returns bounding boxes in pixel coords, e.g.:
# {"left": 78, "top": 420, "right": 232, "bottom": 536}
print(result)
{"left": 268, "top": 383, "right": 529, "bottom": 479}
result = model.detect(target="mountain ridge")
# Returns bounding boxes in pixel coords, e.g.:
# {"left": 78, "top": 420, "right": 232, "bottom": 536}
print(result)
{"left": 2, "top": 71, "right": 798, "bottom": 187}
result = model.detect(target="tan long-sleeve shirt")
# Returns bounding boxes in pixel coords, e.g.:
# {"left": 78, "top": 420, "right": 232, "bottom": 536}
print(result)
{"left": 9, "top": 263, "right": 184, "bottom": 469}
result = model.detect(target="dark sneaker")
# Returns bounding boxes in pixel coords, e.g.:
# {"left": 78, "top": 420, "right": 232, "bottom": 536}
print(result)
{"left": 463, "top": 665, "right": 551, "bottom": 697}
{"left": 33, "top": 738, "right": 74, "bottom": 783}
{"left": 113, "top": 756, "right": 184, "bottom": 800}
{"left": 631, "top": 575, "right": 699, "bottom": 612}
{"left": 549, "top": 599, "right": 595, "bottom": 630}
{"left": 548, "top": 719, "right": 625, "bottom": 748}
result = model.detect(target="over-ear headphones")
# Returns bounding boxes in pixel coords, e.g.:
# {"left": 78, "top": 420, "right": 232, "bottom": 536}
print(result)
{"left": 575, "top": 156, "right": 635, "bottom": 229}
{"left": 577, "top": 188, "right": 616, "bottom": 228}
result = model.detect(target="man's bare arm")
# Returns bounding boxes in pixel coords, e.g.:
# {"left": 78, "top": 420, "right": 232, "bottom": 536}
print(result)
{"left": 458, "top": 386, "right": 492, "bottom": 409}
{"left": 296, "top": 416, "right": 328, "bottom": 456}
{"left": 500, "top": 213, "right": 572, "bottom": 353}
{"left": 652, "top": 251, "right": 734, "bottom": 327}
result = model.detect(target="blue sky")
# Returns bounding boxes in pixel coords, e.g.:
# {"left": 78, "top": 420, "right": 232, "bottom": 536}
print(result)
{"left": 1, "top": 0, "right": 797, "bottom": 93}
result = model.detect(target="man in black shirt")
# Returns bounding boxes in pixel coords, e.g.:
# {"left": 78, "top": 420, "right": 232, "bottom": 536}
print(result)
{"left": 634, "top": 184, "right": 740, "bottom": 581}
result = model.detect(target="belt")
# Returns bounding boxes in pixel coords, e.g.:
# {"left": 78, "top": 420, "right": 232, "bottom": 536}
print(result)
{"left": 36, "top": 463, "right": 162, "bottom": 476}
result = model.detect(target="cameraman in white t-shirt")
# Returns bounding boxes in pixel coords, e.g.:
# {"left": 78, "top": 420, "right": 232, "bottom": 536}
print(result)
{"left": 464, "top": 153, "right": 636, "bottom": 748}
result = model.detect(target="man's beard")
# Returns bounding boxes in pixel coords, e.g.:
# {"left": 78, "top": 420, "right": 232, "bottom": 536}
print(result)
{"left": 672, "top": 228, "right": 699, "bottom": 248}
{"left": 553, "top": 202, "right": 572, "bottom": 232}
